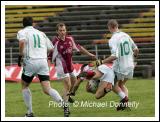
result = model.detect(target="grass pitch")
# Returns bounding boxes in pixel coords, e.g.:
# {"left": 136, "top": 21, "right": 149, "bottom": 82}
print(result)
{"left": 5, "top": 78, "right": 155, "bottom": 117}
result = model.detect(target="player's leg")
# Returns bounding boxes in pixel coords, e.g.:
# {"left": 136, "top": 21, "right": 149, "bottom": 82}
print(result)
{"left": 113, "top": 73, "right": 129, "bottom": 111}
{"left": 62, "top": 76, "right": 71, "bottom": 116}
{"left": 118, "top": 79, "right": 128, "bottom": 97}
{"left": 39, "top": 75, "right": 63, "bottom": 103}
{"left": 64, "top": 76, "right": 79, "bottom": 103}
{"left": 95, "top": 81, "right": 112, "bottom": 99}
{"left": 38, "top": 59, "right": 70, "bottom": 117}
{"left": 21, "top": 73, "right": 34, "bottom": 117}
{"left": 118, "top": 70, "right": 133, "bottom": 97}
{"left": 69, "top": 71, "right": 85, "bottom": 103}
{"left": 60, "top": 76, "right": 71, "bottom": 101}
{"left": 55, "top": 73, "right": 72, "bottom": 116}
{"left": 113, "top": 82, "right": 129, "bottom": 111}
{"left": 95, "top": 65, "right": 114, "bottom": 99}
{"left": 95, "top": 68, "right": 114, "bottom": 99}
{"left": 21, "top": 59, "right": 36, "bottom": 117}
{"left": 69, "top": 75, "right": 77, "bottom": 95}
{"left": 52, "top": 73, "right": 71, "bottom": 117}
{"left": 116, "top": 71, "right": 133, "bottom": 111}
{"left": 36, "top": 59, "right": 63, "bottom": 103}
{"left": 70, "top": 76, "right": 82, "bottom": 96}
{"left": 112, "top": 73, "right": 127, "bottom": 99}
{"left": 112, "top": 81, "right": 126, "bottom": 100}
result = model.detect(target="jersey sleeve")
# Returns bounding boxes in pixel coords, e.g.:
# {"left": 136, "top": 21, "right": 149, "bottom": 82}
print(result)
{"left": 43, "top": 33, "right": 54, "bottom": 50}
{"left": 17, "top": 30, "right": 26, "bottom": 41}
{"left": 109, "top": 39, "right": 118, "bottom": 57}
{"left": 47, "top": 36, "right": 58, "bottom": 60}
{"left": 129, "top": 37, "right": 138, "bottom": 50}
{"left": 70, "top": 36, "right": 81, "bottom": 52}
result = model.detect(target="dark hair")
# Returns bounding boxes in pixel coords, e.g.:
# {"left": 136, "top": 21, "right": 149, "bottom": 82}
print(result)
{"left": 23, "top": 17, "right": 33, "bottom": 27}
{"left": 107, "top": 19, "right": 118, "bottom": 28}
{"left": 56, "top": 23, "right": 66, "bottom": 31}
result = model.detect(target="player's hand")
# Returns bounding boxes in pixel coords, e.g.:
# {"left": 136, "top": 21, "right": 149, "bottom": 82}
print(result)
{"left": 78, "top": 71, "right": 95, "bottom": 80}
{"left": 90, "top": 54, "right": 96, "bottom": 60}
{"left": 18, "top": 55, "right": 22, "bottom": 67}
{"left": 90, "top": 59, "right": 102, "bottom": 67}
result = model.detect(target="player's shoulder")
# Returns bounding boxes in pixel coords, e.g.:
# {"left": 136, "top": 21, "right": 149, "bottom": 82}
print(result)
{"left": 17, "top": 28, "right": 25, "bottom": 34}
{"left": 51, "top": 36, "right": 59, "bottom": 45}
{"left": 109, "top": 32, "right": 119, "bottom": 41}
{"left": 34, "top": 28, "right": 44, "bottom": 34}
{"left": 52, "top": 36, "right": 58, "bottom": 41}
{"left": 35, "top": 29, "right": 49, "bottom": 38}
{"left": 108, "top": 36, "right": 116, "bottom": 44}
{"left": 18, "top": 26, "right": 37, "bottom": 33}
{"left": 120, "top": 31, "right": 130, "bottom": 37}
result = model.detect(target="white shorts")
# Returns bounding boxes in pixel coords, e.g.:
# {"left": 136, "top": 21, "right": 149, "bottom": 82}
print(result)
{"left": 23, "top": 58, "right": 49, "bottom": 77}
{"left": 115, "top": 70, "right": 133, "bottom": 81}
{"left": 98, "top": 64, "right": 115, "bottom": 85}
{"left": 56, "top": 71, "right": 76, "bottom": 79}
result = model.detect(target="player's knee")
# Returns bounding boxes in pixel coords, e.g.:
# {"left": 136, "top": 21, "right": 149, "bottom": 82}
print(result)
{"left": 22, "top": 87, "right": 29, "bottom": 92}
{"left": 43, "top": 89, "right": 49, "bottom": 95}
{"left": 21, "top": 79, "right": 30, "bottom": 89}
{"left": 42, "top": 87, "right": 50, "bottom": 95}
{"left": 22, "top": 85, "right": 29, "bottom": 90}
{"left": 118, "top": 82, "right": 125, "bottom": 88}
{"left": 64, "top": 81, "right": 71, "bottom": 90}
{"left": 118, "top": 80, "right": 126, "bottom": 86}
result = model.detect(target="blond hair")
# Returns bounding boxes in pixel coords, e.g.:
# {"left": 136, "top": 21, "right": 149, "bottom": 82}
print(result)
{"left": 107, "top": 19, "right": 119, "bottom": 29}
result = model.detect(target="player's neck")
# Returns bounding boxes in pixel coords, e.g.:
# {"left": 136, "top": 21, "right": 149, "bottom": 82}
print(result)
{"left": 112, "top": 29, "right": 119, "bottom": 33}
{"left": 58, "top": 36, "right": 65, "bottom": 41}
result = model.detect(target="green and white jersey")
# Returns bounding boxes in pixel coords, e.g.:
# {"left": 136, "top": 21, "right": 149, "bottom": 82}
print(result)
{"left": 17, "top": 26, "right": 54, "bottom": 59}
{"left": 109, "top": 31, "right": 138, "bottom": 75}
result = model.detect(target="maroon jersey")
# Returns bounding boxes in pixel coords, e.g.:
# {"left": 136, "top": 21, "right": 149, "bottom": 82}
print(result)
{"left": 49, "top": 35, "right": 81, "bottom": 74}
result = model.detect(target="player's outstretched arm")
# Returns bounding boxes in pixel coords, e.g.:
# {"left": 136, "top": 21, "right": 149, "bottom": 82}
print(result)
{"left": 79, "top": 46, "right": 96, "bottom": 59}
{"left": 102, "top": 55, "right": 117, "bottom": 64}
{"left": 133, "top": 48, "right": 139, "bottom": 58}
{"left": 90, "top": 59, "right": 103, "bottom": 67}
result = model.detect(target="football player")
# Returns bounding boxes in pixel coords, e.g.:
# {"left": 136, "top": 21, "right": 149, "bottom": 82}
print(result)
{"left": 78, "top": 63, "right": 114, "bottom": 99}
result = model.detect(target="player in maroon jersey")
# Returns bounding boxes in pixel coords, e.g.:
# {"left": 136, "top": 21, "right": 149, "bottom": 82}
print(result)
{"left": 48, "top": 23, "right": 96, "bottom": 116}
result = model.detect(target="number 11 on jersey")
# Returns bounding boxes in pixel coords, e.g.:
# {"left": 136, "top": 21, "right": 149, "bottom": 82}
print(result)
{"left": 33, "top": 34, "right": 41, "bottom": 48}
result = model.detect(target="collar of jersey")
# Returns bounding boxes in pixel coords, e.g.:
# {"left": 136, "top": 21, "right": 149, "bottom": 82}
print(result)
{"left": 113, "top": 31, "right": 120, "bottom": 34}
{"left": 25, "top": 26, "right": 33, "bottom": 29}
{"left": 57, "top": 36, "right": 66, "bottom": 41}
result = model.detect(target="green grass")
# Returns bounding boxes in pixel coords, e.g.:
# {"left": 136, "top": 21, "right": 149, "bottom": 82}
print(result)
{"left": 5, "top": 78, "right": 155, "bottom": 117}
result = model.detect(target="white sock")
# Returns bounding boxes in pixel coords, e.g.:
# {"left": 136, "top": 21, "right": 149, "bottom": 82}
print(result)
{"left": 48, "top": 88, "right": 63, "bottom": 103}
{"left": 22, "top": 88, "right": 32, "bottom": 114}
{"left": 118, "top": 91, "right": 126, "bottom": 100}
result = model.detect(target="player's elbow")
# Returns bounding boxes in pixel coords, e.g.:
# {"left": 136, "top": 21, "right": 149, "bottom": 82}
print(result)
{"left": 95, "top": 93, "right": 102, "bottom": 99}
{"left": 95, "top": 95, "right": 101, "bottom": 99}
{"left": 133, "top": 48, "right": 139, "bottom": 57}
